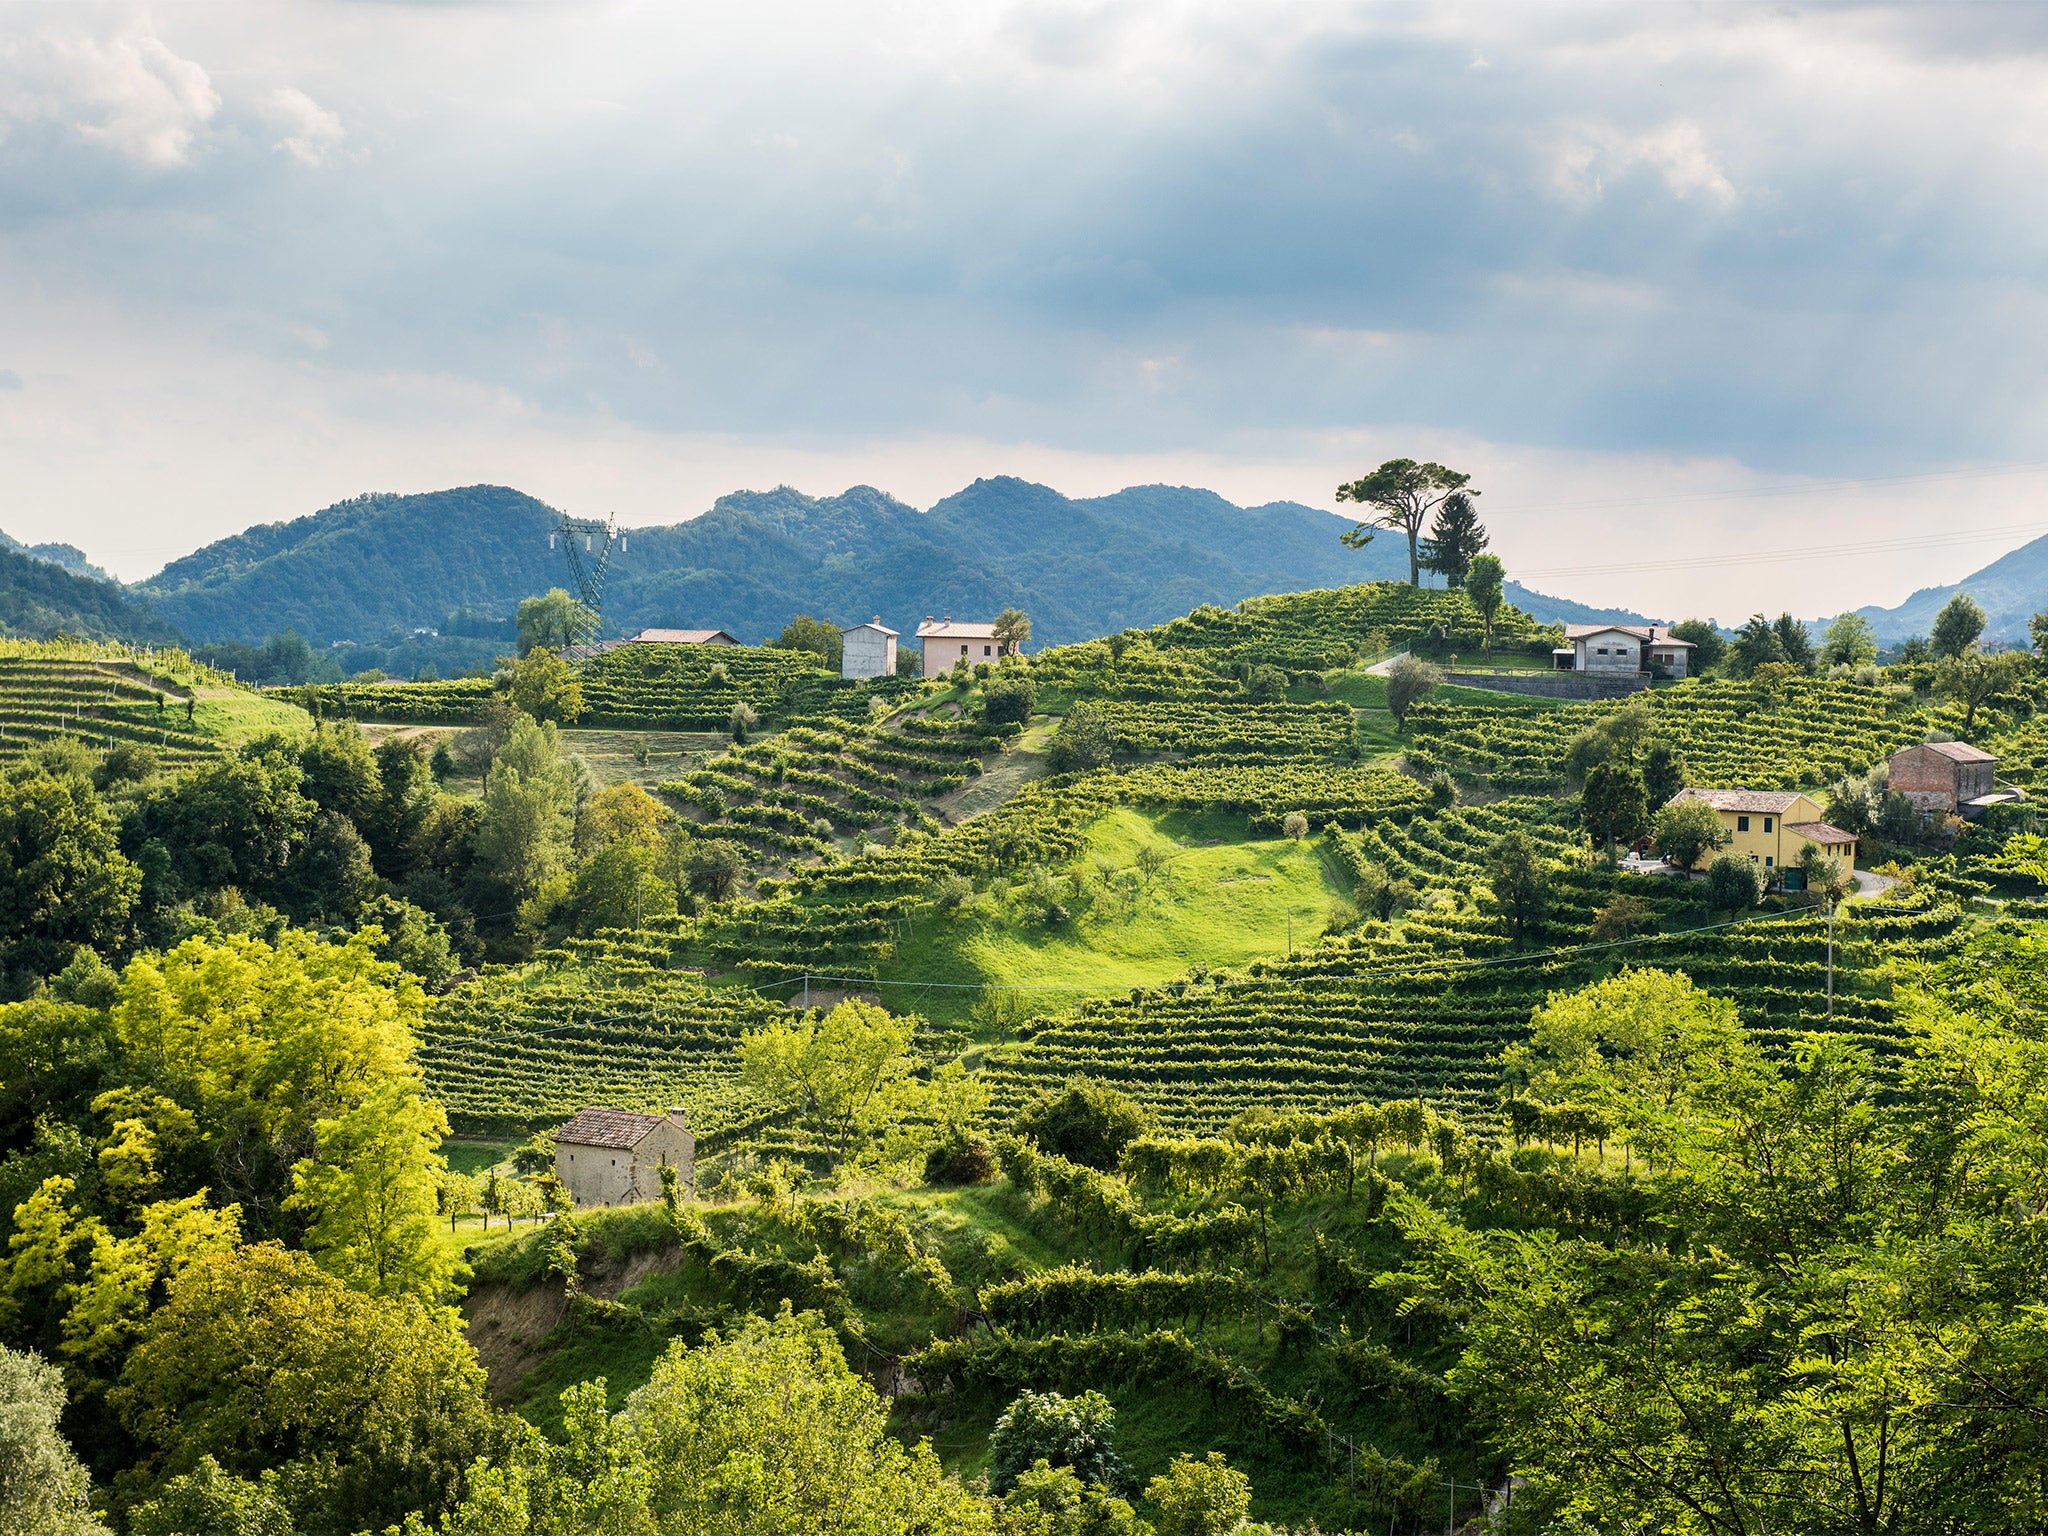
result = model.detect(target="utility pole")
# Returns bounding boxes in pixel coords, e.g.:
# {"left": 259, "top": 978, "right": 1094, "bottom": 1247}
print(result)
{"left": 1827, "top": 899, "right": 1835, "bottom": 1021}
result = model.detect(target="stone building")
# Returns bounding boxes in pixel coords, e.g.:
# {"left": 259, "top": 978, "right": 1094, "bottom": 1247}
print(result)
{"left": 1886, "top": 741, "right": 2002, "bottom": 816}
{"left": 553, "top": 1106, "right": 693, "bottom": 1208}
{"left": 840, "top": 618, "right": 898, "bottom": 679}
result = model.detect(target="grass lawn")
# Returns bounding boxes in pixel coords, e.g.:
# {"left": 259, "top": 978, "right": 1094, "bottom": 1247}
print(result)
{"left": 876, "top": 806, "right": 1352, "bottom": 1027}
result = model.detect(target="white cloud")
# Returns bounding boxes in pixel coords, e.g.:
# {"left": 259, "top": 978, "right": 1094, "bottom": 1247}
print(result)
{"left": 1549, "top": 118, "right": 1736, "bottom": 206}
{"left": 34, "top": 24, "right": 220, "bottom": 167}
{"left": 262, "top": 86, "right": 345, "bottom": 168}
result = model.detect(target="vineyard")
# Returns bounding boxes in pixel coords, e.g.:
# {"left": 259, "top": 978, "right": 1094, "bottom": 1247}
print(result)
{"left": 1138, "top": 582, "right": 1551, "bottom": 673}
{"left": 0, "top": 644, "right": 309, "bottom": 767}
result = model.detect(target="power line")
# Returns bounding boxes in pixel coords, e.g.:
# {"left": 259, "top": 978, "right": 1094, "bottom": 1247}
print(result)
{"left": 1515, "top": 518, "right": 2048, "bottom": 581}
{"left": 1497, "top": 458, "right": 2048, "bottom": 516}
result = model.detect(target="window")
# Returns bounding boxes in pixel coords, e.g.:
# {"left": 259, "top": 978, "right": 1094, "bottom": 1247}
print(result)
{"left": 1763, "top": 817, "right": 1773, "bottom": 832}
{"left": 983, "top": 645, "right": 992, "bottom": 656}
{"left": 959, "top": 644, "right": 968, "bottom": 656}
{"left": 1765, "top": 856, "right": 1774, "bottom": 867}
{"left": 1737, "top": 815, "right": 1750, "bottom": 832}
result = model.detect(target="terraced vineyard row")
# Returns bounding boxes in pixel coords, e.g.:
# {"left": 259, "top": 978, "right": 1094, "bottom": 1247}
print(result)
{"left": 1405, "top": 675, "right": 1933, "bottom": 792}
{"left": 418, "top": 928, "right": 790, "bottom": 1138}
{"left": 0, "top": 655, "right": 263, "bottom": 768}
{"left": 1107, "top": 762, "right": 1431, "bottom": 831}
{"left": 983, "top": 893, "right": 1970, "bottom": 1132}
{"left": 1094, "top": 699, "right": 1354, "bottom": 760}
{"left": 1141, "top": 583, "right": 1550, "bottom": 673}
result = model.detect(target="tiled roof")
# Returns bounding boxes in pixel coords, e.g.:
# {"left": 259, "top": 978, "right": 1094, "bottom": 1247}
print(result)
{"left": 1670, "top": 788, "right": 1811, "bottom": 814}
{"left": 1920, "top": 740, "right": 1996, "bottom": 763}
{"left": 844, "top": 617, "right": 898, "bottom": 636}
{"left": 556, "top": 1106, "right": 666, "bottom": 1149}
{"left": 631, "top": 628, "right": 737, "bottom": 645}
{"left": 1563, "top": 624, "right": 1694, "bottom": 646}
{"left": 1787, "top": 821, "right": 1857, "bottom": 846}
{"left": 916, "top": 618, "right": 999, "bottom": 639}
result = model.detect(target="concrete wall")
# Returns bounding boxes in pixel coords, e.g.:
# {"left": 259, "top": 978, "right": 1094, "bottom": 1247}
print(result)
{"left": 1447, "top": 671, "right": 1651, "bottom": 701}
{"left": 1576, "top": 635, "right": 1643, "bottom": 672}
{"left": 920, "top": 633, "right": 999, "bottom": 678}
{"left": 842, "top": 627, "right": 897, "bottom": 679}
{"left": 557, "top": 1116, "right": 695, "bottom": 1208}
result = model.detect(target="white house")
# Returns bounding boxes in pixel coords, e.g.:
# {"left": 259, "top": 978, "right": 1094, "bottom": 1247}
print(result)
{"left": 840, "top": 618, "right": 898, "bottom": 680}
{"left": 1555, "top": 624, "right": 1694, "bottom": 677}
{"left": 553, "top": 1106, "right": 694, "bottom": 1207}
{"left": 914, "top": 617, "right": 1002, "bottom": 679}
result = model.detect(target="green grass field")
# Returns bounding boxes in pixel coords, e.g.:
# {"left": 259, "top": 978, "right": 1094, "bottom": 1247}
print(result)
{"left": 872, "top": 806, "right": 1352, "bottom": 1025}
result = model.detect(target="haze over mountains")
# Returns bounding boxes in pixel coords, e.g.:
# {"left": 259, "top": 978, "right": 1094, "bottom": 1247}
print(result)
{"left": 5, "top": 477, "right": 2044, "bottom": 653}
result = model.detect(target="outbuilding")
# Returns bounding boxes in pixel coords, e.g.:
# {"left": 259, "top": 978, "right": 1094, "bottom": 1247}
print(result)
{"left": 914, "top": 617, "right": 1003, "bottom": 679}
{"left": 1886, "top": 741, "right": 2010, "bottom": 817}
{"left": 553, "top": 1105, "right": 694, "bottom": 1208}
{"left": 841, "top": 618, "right": 899, "bottom": 680}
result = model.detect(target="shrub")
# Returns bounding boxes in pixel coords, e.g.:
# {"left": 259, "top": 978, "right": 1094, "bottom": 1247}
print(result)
{"left": 983, "top": 675, "right": 1038, "bottom": 727}
{"left": 1428, "top": 769, "right": 1457, "bottom": 809}
{"left": 1383, "top": 655, "right": 1442, "bottom": 729}
{"left": 1145, "top": 1451, "right": 1252, "bottom": 1536}
{"left": 1706, "top": 850, "right": 1765, "bottom": 910}
{"left": 1654, "top": 797, "right": 1728, "bottom": 870}
{"left": 1014, "top": 1077, "right": 1159, "bottom": 1171}
{"left": 1281, "top": 811, "right": 1309, "bottom": 840}
{"left": 923, "top": 1127, "right": 997, "bottom": 1186}
{"left": 1046, "top": 704, "right": 1114, "bottom": 774}
{"left": 988, "top": 1389, "right": 1127, "bottom": 1495}
{"left": 1244, "top": 664, "right": 1289, "bottom": 703}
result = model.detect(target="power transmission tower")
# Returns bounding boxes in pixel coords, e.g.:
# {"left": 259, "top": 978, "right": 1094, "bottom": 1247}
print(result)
{"left": 549, "top": 514, "right": 627, "bottom": 645}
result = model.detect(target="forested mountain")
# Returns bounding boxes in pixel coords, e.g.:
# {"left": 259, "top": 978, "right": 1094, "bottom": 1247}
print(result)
{"left": 0, "top": 543, "right": 180, "bottom": 643}
{"left": 1853, "top": 530, "right": 2048, "bottom": 642}
{"left": 139, "top": 480, "right": 1425, "bottom": 647}
{"left": 0, "top": 526, "right": 112, "bottom": 582}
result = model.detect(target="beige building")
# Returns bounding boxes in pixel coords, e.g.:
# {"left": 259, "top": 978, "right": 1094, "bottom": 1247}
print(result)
{"left": 1886, "top": 741, "right": 2008, "bottom": 816}
{"left": 1665, "top": 788, "right": 1857, "bottom": 883}
{"left": 841, "top": 618, "right": 899, "bottom": 680}
{"left": 553, "top": 1106, "right": 694, "bottom": 1208}
{"left": 914, "top": 617, "right": 1002, "bottom": 679}
{"left": 1555, "top": 624, "right": 1694, "bottom": 677}
{"left": 628, "top": 628, "right": 738, "bottom": 646}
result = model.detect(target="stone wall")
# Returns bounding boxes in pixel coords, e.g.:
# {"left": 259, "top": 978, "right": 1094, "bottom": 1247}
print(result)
{"left": 1446, "top": 670, "right": 1651, "bottom": 701}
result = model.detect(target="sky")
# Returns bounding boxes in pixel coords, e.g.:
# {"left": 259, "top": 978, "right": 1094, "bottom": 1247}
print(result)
{"left": 2, "top": 0, "right": 2046, "bottom": 620}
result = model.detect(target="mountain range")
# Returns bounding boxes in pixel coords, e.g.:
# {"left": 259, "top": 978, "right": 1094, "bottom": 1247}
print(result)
{"left": 122, "top": 479, "right": 1643, "bottom": 650}
{"left": 1852, "top": 530, "right": 2048, "bottom": 642}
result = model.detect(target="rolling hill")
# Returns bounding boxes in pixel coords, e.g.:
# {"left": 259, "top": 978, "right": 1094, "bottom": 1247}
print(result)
{"left": 1854, "top": 530, "right": 2048, "bottom": 642}
{"left": 0, "top": 542, "right": 180, "bottom": 644}
{"left": 135, "top": 480, "right": 1525, "bottom": 649}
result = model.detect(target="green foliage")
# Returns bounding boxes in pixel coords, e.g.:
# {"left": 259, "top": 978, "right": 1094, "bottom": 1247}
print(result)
{"left": 0, "top": 1344, "right": 106, "bottom": 1536}
{"left": 1668, "top": 618, "right": 1724, "bottom": 670}
{"left": 1144, "top": 1452, "right": 1252, "bottom": 1536}
{"left": 1000, "top": 1461, "right": 1150, "bottom": 1536}
{"left": 1464, "top": 554, "right": 1505, "bottom": 646}
{"left": 1381, "top": 655, "right": 1440, "bottom": 730}
{"left": 128, "top": 1456, "right": 294, "bottom": 1536}
{"left": 989, "top": 1388, "right": 1128, "bottom": 1495}
{"left": 1418, "top": 491, "right": 1487, "bottom": 588}
{"left": 1579, "top": 763, "right": 1649, "bottom": 862}
{"left": 0, "top": 771, "right": 140, "bottom": 986}
{"left": 474, "top": 715, "right": 579, "bottom": 899}
{"left": 985, "top": 673, "right": 1038, "bottom": 727}
{"left": 515, "top": 590, "right": 596, "bottom": 655}
{"left": 1652, "top": 795, "right": 1728, "bottom": 870}
{"left": 1047, "top": 704, "right": 1115, "bottom": 774}
{"left": 1483, "top": 829, "right": 1550, "bottom": 948}
{"left": 1705, "top": 849, "right": 1765, "bottom": 909}
{"left": 287, "top": 1080, "right": 458, "bottom": 1304}
{"left": 1823, "top": 611, "right": 1878, "bottom": 667}
{"left": 504, "top": 648, "right": 584, "bottom": 724}
{"left": 1729, "top": 614, "right": 1785, "bottom": 677}
{"left": 994, "top": 609, "right": 1033, "bottom": 654}
{"left": 1015, "top": 1078, "right": 1161, "bottom": 1171}
{"left": 1932, "top": 590, "right": 1987, "bottom": 659}
{"left": 771, "top": 613, "right": 844, "bottom": 670}
{"left": 1336, "top": 459, "right": 1475, "bottom": 587}
{"left": 739, "top": 1000, "right": 919, "bottom": 1166}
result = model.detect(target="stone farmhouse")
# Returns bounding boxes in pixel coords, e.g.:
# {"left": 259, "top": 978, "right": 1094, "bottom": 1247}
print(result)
{"left": 915, "top": 617, "right": 1003, "bottom": 679}
{"left": 1666, "top": 788, "right": 1858, "bottom": 883}
{"left": 553, "top": 1106, "right": 694, "bottom": 1208}
{"left": 1553, "top": 624, "right": 1694, "bottom": 677}
{"left": 840, "top": 618, "right": 898, "bottom": 680}
{"left": 1887, "top": 741, "right": 2015, "bottom": 817}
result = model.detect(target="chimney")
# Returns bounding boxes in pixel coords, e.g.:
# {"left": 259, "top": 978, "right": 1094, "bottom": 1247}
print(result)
{"left": 667, "top": 1106, "right": 688, "bottom": 1129}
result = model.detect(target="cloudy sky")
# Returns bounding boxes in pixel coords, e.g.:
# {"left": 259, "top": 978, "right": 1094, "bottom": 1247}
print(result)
{"left": 2, "top": 1, "right": 2045, "bottom": 617}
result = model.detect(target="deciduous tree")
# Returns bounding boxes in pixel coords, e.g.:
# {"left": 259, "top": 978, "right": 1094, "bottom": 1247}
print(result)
{"left": 1822, "top": 611, "right": 1878, "bottom": 668}
{"left": 739, "top": 1000, "right": 919, "bottom": 1166}
{"left": 1465, "top": 553, "right": 1506, "bottom": 647}
{"left": 1336, "top": 458, "right": 1475, "bottom": 587}
{"left": 1932, "top": 591, "right": 1987, "bottom": 659}
{"left": 515, "top": 589, "right": 595, "bottom": 655}
{"left": 1382, "top": 654, "right": 1442, "bottom": 730}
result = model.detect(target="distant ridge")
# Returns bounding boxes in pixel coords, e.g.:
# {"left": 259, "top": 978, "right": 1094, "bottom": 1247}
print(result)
{"left": 0, "top": 543, "right": 180, "bottom": 644}
{"left": 1853, "top": 530, "right": 2048, "bottom": 642}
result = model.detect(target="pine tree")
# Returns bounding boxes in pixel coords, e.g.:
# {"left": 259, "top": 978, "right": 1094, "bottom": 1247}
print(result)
{"left": 1419, "top": 491, "right": 1489, "bottom": 588}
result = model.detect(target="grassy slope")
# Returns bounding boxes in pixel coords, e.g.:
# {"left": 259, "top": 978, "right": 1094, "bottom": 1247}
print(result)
{"left": 876, "top": 806, "right": 1353, "bottom": 1026}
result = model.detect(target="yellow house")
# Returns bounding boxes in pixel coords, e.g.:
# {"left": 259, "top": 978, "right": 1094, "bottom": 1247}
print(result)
{"left": 1666, "top": 788, "right": 1857, "bottom": 882}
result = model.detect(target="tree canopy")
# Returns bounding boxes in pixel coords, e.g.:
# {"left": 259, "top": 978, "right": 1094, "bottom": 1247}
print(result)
{"left": 1336, "top": 459, "right": 1475, "bottom": 587}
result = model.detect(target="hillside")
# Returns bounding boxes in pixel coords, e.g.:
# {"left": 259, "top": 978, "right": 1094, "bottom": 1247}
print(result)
{"left": 1854, "top": 528, "right": 2048, "bottom": 642}
{"left": 136, "top": 480, "right": 1424, "bottom": 648}
{"left": 0, "top": 542, "right": 180, "bottom": 644}
{"left": 0, "top": 527, "right": 112, "bottom": 582}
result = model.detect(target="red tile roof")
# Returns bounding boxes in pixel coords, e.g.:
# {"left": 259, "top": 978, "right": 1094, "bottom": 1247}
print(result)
{"left": 1669, "top": 788, "right": 1812, "bottom": 814}
{"left": 1787, "top": 822, "right": 1857, "bottom": 846}
{"left": 556, "top": 1106, "right": 666, "bottom": 1150}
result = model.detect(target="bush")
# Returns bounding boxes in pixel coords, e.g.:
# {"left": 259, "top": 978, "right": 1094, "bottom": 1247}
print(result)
{"left": 1428, "top": 769, "right": 1457, "bottom": 809}
{"left": 923, "top": 1127, "right": 998, "bottom": 1186}
{"left": 1383, "top": 655, "right": 1443, "bottom": 729}
{"left": 988, "top": 1389, "right": 1127, "bottom": 1495}
{"left": 1281, "top": 812, "right": 1309, "bottom": 840}
{"left": 1014, "top": 1077, "right": 1159, "bottom": 1171}
{"left": 1706, "top": 850, "right": 1765, "bottom": 910}
{"left": 1045, "top": 704, "right": 1114, "bottom": 774}
{"left": 1244, "top": 664, "right": 1289, "bottom": 703}
{"left": 1146, "top": 1451, "right": 1252, "bottom": 1536}
{"left": 984, "top": 674, "right": 1038, "bottom": 727}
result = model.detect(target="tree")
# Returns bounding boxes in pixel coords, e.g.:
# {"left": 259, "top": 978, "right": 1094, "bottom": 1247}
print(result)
{"left": 129, "top": 1457, "right": 293, "bottom": 1536}
{"left": 118, "top": 1243, "right": 493, "bottom": 1536}
{"left": 1014, "top": 1077, "right": 1159, "bottom": 1171}
{"left": 993, "top": 609, "right": 1032, "bottom": 654}
{"left": 577, "top": 781, "right": 668, "bottom": 855}
{"left": 681, "top": 837, "right": 746, "bottom": 905}
{"left": 1144, "top": 1452, "right": 1252, "bottom": 1536}
{"left": 1653, "top": 795, "right": 1728, "bottom": 870}
{"left": 1466, "top": 553, "right": 1506, "bottom": 647}
{"left": 1336, "top": 458, "right": 1475, "bottom": 587}
{"left": 1668, "top": 618, "right": 1726, "bottom": 672}
{"left": 286, "top": 1079, "right": 457, "bottom": 1305}
{"left": 1281, "top": 811, "right": 1309, "bottom": 840}
{"left": 473, "top": 715, "right": 579, "bottom": 900}
{"left": 1706, "top": 849, "right": 1765, "bottom": 909}
{"left": 504, "top": 647, "right": 584, "bottom": 724}
{"left": 1484, "top": 831, "right": 1550, "bottom": 950}
{"left": 1580, "top": 763, "right": 1651, "bottom": 864}
{"left": 1419, "top": 490, "right": 1489, "bottom": 587}
{"left": 1795, "top": 842, "right": 1852, "bottom": 907}
{"left": 739, "top": 1000, "right": 918, "bottom": 1166}
{"left": 2031, "top": 608, "right": 2048, "bottom": 664}
{"left": 1383, "top": 654, "right": 1443, "bottom": 730}
{"left": 1823, "top": 612, "right": 1878, "bottom": 668}
{"left": 1590, "top": 895, "right": 1653, "bottom": 942}
{"left": 566, "top": 837, "right": 676, "bottom": 934}
{"left": 1932, "top": 591, "right": 1987, "bottom": 659}
{"left": 515, "top": 589, "right": 595, "bottom": 655}
{"left": 1244, "top": 664, "right": 1289, "bottom": 702}
{"left": 1045, "top": 704, "right": 1115, "bottom": 774}
{"left": 1000, "top": 1462, "right": 1148, "bottom": 1536}
{"left": 771, "top": 614, "right": 843, "bottom": 671}
{"left": 1771, "top": 613, "right": 1815, "bottom": 671}
{"left": 1728, "top": 614, "right": 1785, "bottom": 678}
{"left": 1641, "top": 741, "right": 1686, "bottom": 809}
{"left": 728, "top": 701, "right": 759, "bottom": 744}
{"left": 983, "top": 674, "right": 1038, "bottom": 727}
{"left": 123, "top": 752, "right": 315, "bottom": 911}
{"left": 0, "top": 1344, "right": 106, "bottom": 1536}
{"left": 0, "top": 772, "right": 141, "bottom": 984}
{"left": 1937, "top": 649, "right": 2026, "bottom": 731}
{"left": 988, "top": 1389, "right": 1127, "bottom": 1495}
